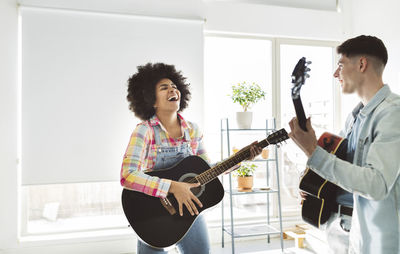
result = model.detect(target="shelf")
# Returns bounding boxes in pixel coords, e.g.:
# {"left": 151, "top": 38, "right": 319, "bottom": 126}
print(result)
{"left": 224, "top": 158, "right": 275, "bottom": 163}
{"left": 220, "top": 118, "right": 284, "bottom": 252}
{"left": 225, "top": 188, "right": 278, "bottom": 195}
{"left": 223, "top": 224, "right": 281, "bottom": 238}
{"left": 224, "top": 159, "right": 275, "bottom": 163}
{"left": 252, "top": 159, "right": 276, "bottom": 162}
{"left": 221, "top": 128, "right": 275, "bottom": 132}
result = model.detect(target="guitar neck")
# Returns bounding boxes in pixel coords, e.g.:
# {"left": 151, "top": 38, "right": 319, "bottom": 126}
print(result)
{"left": 293, "top": 96, "right": 307, "bottom": 131}
{"left": 195, "top": 139, "right": 270, "bottom": 185}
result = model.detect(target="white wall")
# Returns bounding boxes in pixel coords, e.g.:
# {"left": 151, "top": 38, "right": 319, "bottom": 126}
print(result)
{"left": 0, "top": 0, "right": 19, "bottom": 251}
{"left": 350, "top": 0, "right": 400, "bottom": 93}
{"left": 1, "top": 0, "right": 400, "bottom": 253}
{"left": 204, "top": 1, "right": 345, "bottom": 40}
{"left": 18, "top": 0, "right": 206, "bottom": 20}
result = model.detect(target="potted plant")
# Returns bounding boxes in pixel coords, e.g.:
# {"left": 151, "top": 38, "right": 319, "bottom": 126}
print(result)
{"left": 234, "top": 162, "right": 257, "bottom": 191}
{"left": 229, "top": 81, "right": 266, "bottom": 129}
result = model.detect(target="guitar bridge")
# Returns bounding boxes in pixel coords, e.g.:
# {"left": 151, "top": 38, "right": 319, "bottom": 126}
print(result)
{"left": 160, "top": 197, "right": 177, "bottom": 215}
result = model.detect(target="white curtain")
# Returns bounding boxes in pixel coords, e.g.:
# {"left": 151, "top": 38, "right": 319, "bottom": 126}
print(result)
{"left": 21, "top": 7, "right": 204, "bottom": 185}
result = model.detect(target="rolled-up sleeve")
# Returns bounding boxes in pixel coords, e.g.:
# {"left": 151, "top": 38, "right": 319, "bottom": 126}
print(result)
{"left": 120, "top": 124, "right": 171, "bottom": 198}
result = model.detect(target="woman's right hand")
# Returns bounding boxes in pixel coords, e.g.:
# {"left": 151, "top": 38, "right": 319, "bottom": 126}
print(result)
{"left": 169, "top": 181, "right": 203, "bottom": 216}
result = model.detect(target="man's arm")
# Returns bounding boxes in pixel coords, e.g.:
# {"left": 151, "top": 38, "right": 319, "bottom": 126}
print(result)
{"left": 289, "top": 110, "right": 400, "bottom": 201}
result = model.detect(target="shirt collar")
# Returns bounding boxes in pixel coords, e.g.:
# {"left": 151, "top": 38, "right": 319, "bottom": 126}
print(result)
{"left": 352, "top": 102, "right": 364, "bottom": 118}
{"left": 148, "top": 113, "right": 189, "bottom": 132}
{"left": 359, "top": 84, "right": 391, "bottom": 117}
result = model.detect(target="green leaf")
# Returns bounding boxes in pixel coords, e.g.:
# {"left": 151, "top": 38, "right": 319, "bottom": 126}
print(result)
{"left": 228, "top": 82, "right": 266, "bottom": 111}
{"left": 233, "top": 162, "right": 257, "bottom": 177}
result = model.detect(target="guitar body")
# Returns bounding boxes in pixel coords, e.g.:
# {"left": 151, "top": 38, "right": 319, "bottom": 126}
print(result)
{"left": 120, "top": 129, "right": 288, "bottom": 248}
{"left": 121, "top": 155, "right": 224, "bottom": 249}
{"left": 299, "top": 132, "right": 349, "bottom": 228}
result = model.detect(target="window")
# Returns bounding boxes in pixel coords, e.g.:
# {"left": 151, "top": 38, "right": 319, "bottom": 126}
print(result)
{"left": 20, "top": 7, "right": 203, "bottom": 236}
{"left": 279, "top": 41, "right": 338, "bottom": 214}
{"left": 204, "top": 35, "right": 339, "bottom": 221}
{"left": 23, "top": 32, "right": 340, "bottom": 235}
{"left": 203, "top": 35, "right": 274, "bottom": 223}
{"left": 204, "top": 35, "right": 273, "bottom": 162}
{"left": 21, "top": 182, "right": 126, "bottom": 235}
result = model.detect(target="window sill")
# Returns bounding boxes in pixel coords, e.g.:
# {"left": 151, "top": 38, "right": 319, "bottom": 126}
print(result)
{"left": 19, "top": 227, "right": 134, "bottom": 245}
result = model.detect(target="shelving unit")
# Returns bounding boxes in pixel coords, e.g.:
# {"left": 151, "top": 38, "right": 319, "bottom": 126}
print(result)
{"left": 220, "top": 118, "right": 284, "bottom": 253}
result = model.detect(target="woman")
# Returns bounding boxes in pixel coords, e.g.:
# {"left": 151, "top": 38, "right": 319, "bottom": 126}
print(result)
{"left": 121, "top": 63, "right": 260, "bottom": 253}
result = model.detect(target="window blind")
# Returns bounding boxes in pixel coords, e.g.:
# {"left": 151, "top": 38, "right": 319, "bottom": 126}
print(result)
{"left": 21, "top": 7, "right": 204, "bottom": 185}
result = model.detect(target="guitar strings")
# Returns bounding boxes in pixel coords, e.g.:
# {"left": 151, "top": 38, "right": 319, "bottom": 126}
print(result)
{"left": 186, "top": 132, "right": 283, "bottom": 185}
{"left": 188, "top": 147, "right": 252, "bottom": 184}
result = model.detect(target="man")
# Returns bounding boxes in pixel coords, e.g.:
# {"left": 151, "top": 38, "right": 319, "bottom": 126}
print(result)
{"left": 289, "top": 35, "right": 400, "bottom": 254}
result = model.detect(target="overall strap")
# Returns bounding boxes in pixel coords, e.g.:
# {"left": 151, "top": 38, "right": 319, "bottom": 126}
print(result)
{"left": 153, "top": 125, "right": 162, "bottom": 146}
{"left": 183, "top": 127, "right": 191, "bottom": 143}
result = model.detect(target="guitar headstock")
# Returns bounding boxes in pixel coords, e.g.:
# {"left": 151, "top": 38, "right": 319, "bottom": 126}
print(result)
{"left": 267, "top": 128, "right": 289, "bottom": 145}
{"left": 291, "top": 57, "right": 311, "bottom": 99}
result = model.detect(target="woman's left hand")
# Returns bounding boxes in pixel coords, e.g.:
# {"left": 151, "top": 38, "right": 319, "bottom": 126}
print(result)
{"left": 240, "top": 141, "right": 262, "bottom": 160}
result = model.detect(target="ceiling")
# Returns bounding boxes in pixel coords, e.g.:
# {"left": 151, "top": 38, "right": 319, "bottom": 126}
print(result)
{"left": 207, "top": 0, "right": 339, "bottom": 11}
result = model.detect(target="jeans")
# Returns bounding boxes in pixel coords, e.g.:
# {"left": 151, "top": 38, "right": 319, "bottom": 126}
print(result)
{"left": 137, "top": 215, "right": 210, "bottom": 254}
{"left": 325, "top": 215, "right": 351, "bottom": 254}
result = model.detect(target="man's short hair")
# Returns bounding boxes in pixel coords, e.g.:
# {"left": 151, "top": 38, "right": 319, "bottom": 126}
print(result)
{"left": 337, "top": 35, "right": 388, "bottom": 67}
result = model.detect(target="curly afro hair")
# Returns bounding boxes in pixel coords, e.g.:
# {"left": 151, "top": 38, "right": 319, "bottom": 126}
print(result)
{"left": 127, "top": 63, "right": 191, "bottom": 120}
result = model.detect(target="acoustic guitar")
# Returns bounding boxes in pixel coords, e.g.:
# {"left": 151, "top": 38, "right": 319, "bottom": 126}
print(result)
{"left": 291, "top": 57, "right": 352, "bottom": 228}
{"left": 122, "top": 129, "right": 289, "bottom": 248}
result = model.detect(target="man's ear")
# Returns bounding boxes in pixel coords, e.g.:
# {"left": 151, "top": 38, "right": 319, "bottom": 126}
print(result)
{"left": 359, "top": 57, "right": 368, "bottom": 72}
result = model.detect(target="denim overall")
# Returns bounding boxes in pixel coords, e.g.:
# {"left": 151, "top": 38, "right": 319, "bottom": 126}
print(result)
{"left": 137, "top": 125, "right": 210, "bottom": 254}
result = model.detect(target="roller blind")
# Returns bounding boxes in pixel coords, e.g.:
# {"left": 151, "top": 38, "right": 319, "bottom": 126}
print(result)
{"left": 21, "top": 7, "right": 204, "bottom": 185}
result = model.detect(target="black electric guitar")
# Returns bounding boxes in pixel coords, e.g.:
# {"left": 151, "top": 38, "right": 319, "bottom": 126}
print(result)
{"left": 291, "top": 57, "right": 352, "bottom": 228}
{"left": 122, "top": 129, "right": 289, "bottom": 248}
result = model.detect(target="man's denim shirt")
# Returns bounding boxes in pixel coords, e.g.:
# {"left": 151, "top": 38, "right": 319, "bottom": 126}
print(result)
{"left": 307, "top": 85, "right": 400, "bottom": 254}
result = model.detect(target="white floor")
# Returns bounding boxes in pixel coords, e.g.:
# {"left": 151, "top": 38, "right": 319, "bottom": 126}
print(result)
{"left": 165, "top": 238, "right": 316, "bottom": 254}
{"left": 210, "top": 239, "right": 314, "bottom": 254}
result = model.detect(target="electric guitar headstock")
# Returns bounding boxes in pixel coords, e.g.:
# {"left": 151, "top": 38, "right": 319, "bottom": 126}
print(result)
{"left": 291, "top": 57, "right": 311, "bottom": 100}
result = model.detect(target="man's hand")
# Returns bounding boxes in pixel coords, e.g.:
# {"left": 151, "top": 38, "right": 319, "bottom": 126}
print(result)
{"left": 299, "top": 191, "right": 308, "bottom": 205}
{"left": 288, "top": 117, "right": 318, "bottom": 158}
{"left": 169, "top": 181, "right": 203, "bottom": 216}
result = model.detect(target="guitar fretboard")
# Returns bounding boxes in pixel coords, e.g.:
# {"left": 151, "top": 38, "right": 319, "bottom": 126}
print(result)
{"left": 194, "top": 139, "right": 270, "bottom": 185}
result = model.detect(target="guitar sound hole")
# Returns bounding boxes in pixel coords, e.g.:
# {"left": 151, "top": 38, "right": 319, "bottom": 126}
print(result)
{"left": 179, "top": 173, "right": 205, "bottom": 198}
{"left": 191, "top": 185, "right": 202, "bottom": 196}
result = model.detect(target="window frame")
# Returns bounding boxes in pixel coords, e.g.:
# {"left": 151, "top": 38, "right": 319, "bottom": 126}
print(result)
{"left": 203, "top": 32, "right": 342, "bottom": 221}
{"left": 20, "top": 33, "right": 344, "bottom": 238}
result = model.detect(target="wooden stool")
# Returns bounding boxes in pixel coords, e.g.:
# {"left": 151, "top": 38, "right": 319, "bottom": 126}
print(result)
{"left": 285, "top": 230, "right": 306, "bottom": 248}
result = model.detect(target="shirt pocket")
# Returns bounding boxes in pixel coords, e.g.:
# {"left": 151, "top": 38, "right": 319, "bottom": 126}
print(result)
{"left": 357, "top": 136, "right": 370, "bottom": 166}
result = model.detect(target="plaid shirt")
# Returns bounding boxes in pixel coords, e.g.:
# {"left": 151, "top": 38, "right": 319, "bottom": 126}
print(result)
{"left": 120, "top": 114, "right": 209, "bottom": 198}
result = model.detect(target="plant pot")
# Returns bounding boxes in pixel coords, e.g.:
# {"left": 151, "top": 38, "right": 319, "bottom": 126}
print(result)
{"left": 237, "top": 176, "right": 253, "bottom": 191}
{"left": 261, "top": 148, "right": 269, "bottom": 159}
{"left": 236, "top": 111, "right": 253, "bottom": 129}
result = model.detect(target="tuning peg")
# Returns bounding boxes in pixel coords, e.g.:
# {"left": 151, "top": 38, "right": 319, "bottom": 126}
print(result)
{"left": 306, "top": 61, "right": 312, "bottom": 65}
{"left": 306, "top": 67, "right": 311, "bottom": 72}
{"left": 305, "top": 74, "right": 310, "bottom": 78}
